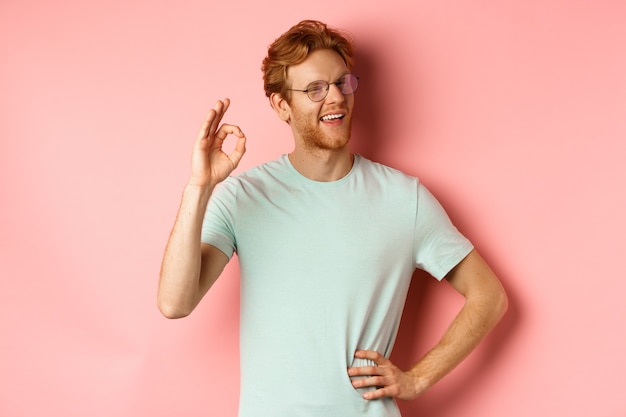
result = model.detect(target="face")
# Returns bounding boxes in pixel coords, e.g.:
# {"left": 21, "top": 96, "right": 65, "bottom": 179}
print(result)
{"left": 273, "top": 49, "right": 355, "bottom": 152}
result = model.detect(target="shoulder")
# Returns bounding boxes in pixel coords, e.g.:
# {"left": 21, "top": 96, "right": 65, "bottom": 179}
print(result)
{"left": 355, "top": 155, "right": 419, "bottom": 187}
{"left": 213, "top": 156, "right": 292, "bottom": 202}
{"left": 233, "top": 156, "right": 289, "bottom": 183}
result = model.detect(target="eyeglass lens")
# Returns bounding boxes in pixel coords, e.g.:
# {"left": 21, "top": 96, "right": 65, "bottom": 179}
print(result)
{"left": 308, "top": 74, "right": 359, "bottom": 101}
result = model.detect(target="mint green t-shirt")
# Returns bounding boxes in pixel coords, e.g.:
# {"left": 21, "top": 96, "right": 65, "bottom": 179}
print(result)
{"left": 201, "top": 154, "right": 473, "bottom": 417}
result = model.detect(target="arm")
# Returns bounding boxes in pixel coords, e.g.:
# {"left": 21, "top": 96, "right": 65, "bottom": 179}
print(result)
{"left": 157, "top": 99, "right": 246, "bottom": 319}
{"left": 349, "top": 249, "right": 508, "bottom": 400}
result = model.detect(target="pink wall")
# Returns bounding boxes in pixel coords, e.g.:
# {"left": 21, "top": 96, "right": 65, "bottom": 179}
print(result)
{"left": 2, "top": 1, "right": 625, "bottom": 416}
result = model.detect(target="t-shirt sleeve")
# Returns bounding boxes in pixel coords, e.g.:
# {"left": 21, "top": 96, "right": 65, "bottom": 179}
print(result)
{"left": 413, "top": 181, "right": 474, "bottom": 280}
{"left": 200, "top": 178, "right": 238, "bottom": 259}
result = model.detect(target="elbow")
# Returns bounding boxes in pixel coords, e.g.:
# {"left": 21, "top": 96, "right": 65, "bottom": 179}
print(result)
{"left": 157, "top": 297, "right": 193, "bottom": 319}
{"left": 474, "top": 283, "right": 509, "bottom": 325}
{"left": 493, "top": 285, "right": 509, "bottom": 321}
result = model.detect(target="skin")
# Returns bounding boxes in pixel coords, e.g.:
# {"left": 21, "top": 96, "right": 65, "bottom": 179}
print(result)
{"left": 157, "top": 99, "right": 243, "bottom": 318}
{"left": 158, "top": 47, "right": 508, "bottom": 402}
{"left": 270, "top": 49, "right": 355, "bottom": 182}
{"left": 348, "top": 250, "right": 508, "bottom": 400}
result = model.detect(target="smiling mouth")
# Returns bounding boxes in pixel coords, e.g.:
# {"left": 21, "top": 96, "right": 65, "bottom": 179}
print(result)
{"left": 320, "top": 113, "right": 345, "bottom": 122}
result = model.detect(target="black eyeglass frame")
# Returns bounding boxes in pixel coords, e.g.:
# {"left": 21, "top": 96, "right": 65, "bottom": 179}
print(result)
{"left": 286, "top": 73, "right": 360, "bottom": 102}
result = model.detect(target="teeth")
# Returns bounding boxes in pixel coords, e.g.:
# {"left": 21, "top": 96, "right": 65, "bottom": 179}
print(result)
{"left": 321, "top": 114, "right": 344, "bottom": 121}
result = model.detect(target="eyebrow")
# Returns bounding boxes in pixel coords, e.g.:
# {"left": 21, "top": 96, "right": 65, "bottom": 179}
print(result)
{"left": 305, "top": 72, "right": 350, "bottom": 85}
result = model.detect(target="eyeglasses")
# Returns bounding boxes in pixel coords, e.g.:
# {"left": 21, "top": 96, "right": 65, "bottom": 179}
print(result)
{"left": 286, "top": 73, "right": 359, "bottom": 102}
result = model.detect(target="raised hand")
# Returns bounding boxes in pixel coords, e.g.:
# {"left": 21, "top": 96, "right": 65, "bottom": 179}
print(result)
{"left": 189, "top": 98, "right": 247, "bottom": 187}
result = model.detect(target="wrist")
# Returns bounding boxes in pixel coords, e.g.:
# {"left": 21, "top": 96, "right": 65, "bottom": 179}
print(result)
{"left": 182, "top": 182, "right": 215, "bottom": 207}
{"left": 407, "top": 368, "right": 435, "bottom": 397}
{"left": 186, "top": 176, "right": 219, "bottom": 191}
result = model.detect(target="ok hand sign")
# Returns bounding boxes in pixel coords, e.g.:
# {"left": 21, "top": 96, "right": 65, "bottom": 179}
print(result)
{"left": 189, "top": 98, "right": 247, "bottom": 187}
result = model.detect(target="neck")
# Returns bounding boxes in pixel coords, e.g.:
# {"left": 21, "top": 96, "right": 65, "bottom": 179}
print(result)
{"left": 288, "top": 147, "right": 354, "bottom": 182}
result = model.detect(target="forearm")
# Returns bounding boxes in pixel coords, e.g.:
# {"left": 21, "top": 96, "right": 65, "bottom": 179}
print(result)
{"left": 408, "top": 285, "right": 508, "bottom": 394}
{"left": 158, "top": 184, "right": 214, "bottom": 318}
{"left": 348, "top": 292, "right": 506, "bottom": 402}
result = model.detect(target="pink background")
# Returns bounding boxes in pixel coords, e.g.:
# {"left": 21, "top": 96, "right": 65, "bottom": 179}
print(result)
{"left": 2, "top": 1, "right": 625, "bottom": 416}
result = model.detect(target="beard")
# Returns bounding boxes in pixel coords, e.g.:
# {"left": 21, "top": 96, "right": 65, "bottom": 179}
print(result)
{"left": 290, "top": 107, "right": 352, "bottom": 151}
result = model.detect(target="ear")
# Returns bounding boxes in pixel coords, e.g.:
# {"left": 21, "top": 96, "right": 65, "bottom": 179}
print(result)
{"left": 270, "top": 92, "right": 291, "bottom": 124}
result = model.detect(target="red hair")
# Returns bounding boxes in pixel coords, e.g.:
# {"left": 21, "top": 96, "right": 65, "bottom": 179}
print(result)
{"left": 261, "top": 20, "right": 355, "bottom": 101}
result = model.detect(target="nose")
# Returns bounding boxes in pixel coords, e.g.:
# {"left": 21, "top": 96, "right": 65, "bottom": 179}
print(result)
{"left": 325, "top": 83, "right": 346, "bottom": 104}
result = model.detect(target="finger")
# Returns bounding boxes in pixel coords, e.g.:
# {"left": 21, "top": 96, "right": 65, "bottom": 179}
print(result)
{"left": 196, "top": 108, "right": 217, "bottom": 142}
{"left": 209, "top": 98, "right": 230, "bottom": 137}
{"left": 206, "top": 100, "right": 224, "bottom": 139}
{"left": 197, "top": 99, "right": 230, "bottom": 143}
{"left": 211, "top": 123, "right": 247, "bottom": 166}
{"left": 362, "top": 385, "right": 395, "bottom": 401}
{"left": 354, "top": 350, "right": 389, "bottom": 365}
{"left": 351, "top": 373, "right": 387, "bottom": 387}
{"left": 348, "top": 365, "right": 381, "bottom": 377}
{"left": 227, "top": 134, "right": 247, "bottom": 168}
{"left": 213, "top": 124, "right": 244, "bottom": 146}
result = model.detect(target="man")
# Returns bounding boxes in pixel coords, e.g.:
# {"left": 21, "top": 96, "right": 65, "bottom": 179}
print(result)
{"left": 158, "top": 20, "right": 507, "bottom": 417}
